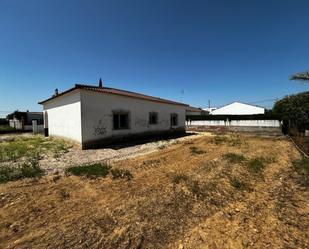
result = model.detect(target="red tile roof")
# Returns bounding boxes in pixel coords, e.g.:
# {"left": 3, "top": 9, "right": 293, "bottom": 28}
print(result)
{"left": 38, "top": 84, "right": 188, "bottom": 106}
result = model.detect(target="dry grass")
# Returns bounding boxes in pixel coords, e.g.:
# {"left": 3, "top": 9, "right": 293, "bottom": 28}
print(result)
{"left": 0, "top": 133, "right": 308, "bottom": 249}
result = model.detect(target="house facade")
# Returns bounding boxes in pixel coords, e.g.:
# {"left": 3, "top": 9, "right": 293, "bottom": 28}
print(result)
{"left": 39, "top": 83, "right": 187, "bottom": 149}
{"left": 210, "top": 102, "right": 265, "bottom": 115}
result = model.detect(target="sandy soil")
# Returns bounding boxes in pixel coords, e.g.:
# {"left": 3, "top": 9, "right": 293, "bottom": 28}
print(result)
{"left": 0, "top": 133, "right": 308, "bottom": 249}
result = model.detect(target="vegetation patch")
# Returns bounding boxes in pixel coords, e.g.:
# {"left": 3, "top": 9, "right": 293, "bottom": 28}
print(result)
{"left": 210, "top": 135, "right": 228, "bottom": 145}
{"left": 0, "top": 160, "right": 44, "bottom": 184}
{"left": 229, "top": 177, "right": 250, "bottom": 191}
{"left": 0, "top": 135, "right": 71, "bottom": 162}
{"left": 171, "top": 173, "right": 189, "bottom": 184}
{"left": 65, "top": 163, "right": 111, "bottom": 178}
{"left": 222, "top": 153, "right": 246, "bottom": 164}
{"left": 110, "top": 168, "right": 133, "bottom": 180}
{"left": 190, "top": 146, "right": 205, "bottom": 155}
{"left": 247, "top": 158, "right": 265, "bottom": 173}
{"left": 0, "top": 125, "right": 16, "bottom": 133}
{"left": 292, "top": 157, "right": 309, "bottom": 186}
{"left": 210, "top": 135, "right": 244, "bottom": 147}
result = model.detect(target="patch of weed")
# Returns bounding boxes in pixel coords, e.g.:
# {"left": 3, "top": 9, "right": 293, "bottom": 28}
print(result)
{"left": 293, "top": 157, "right": 309, "bottom": 173}
{"left": 0, "top": 159, "right": 44, "bottom": 184}
{"left": 229, "top": 137, "right": 243, "bottom": 147}
{"left": 190, "top": 146, "right": 205, "bottom": 155}
{"left": 260, "top": 156, "right": 277, "bottom": 164}
{"left": 171, "top": 173, "right": 189, "bottom": 184}
{"left": 0, "top": 135, "right": 71, "bottom": 162}
{"left": 210, "top": 135, "right": 228, "bottom": 145}
{"left": 59, "top": 189, "right": 70, "bottom": 200}
{"left": 65, "top": 163, "right": 111, "bottom": 178}
{"left": 247, "top": 158, "right": 265, "bottom": 173}
{"left": 230, "top": 178, "right": 250, "bottom": 190}
{"left": 110, "top": 168, "right": 133, "bottom": 181}
{"left": 292, "top": 157, "right": 309, "bottom": 186}
{"left": 222, "top": 153, "right": 246, "bottom": 164}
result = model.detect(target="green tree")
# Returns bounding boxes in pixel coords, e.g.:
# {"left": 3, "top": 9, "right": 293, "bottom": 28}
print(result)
{"left": 273, "top": 91, "right": 309, "bottom": 131}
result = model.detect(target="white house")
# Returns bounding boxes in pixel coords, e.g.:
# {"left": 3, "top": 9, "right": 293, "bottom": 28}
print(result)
{"left": 39, "top": 82, "right": 188, "bottom": 149}
{"left": 210, "top": 102, "right": 265, "bottom": 115}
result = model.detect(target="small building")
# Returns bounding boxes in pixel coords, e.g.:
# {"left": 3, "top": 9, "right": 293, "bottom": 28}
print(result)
{"left": 210, "top": 102, "right": 265, "bottom": 115}
{"left": 9, "top": 111, "right": 43, "bottom": 131}
{"left": 39, "top": 82, "right": 188, "bottom": 149}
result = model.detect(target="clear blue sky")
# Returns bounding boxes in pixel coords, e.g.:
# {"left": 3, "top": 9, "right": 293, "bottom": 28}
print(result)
{"left": 0, "top": 0, "right": 308, "bottom": 117}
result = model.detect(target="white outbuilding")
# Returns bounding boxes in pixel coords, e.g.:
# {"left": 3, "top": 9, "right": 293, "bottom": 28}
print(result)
{"left": 210, "top": 101, "right": 265, "bottom": 115}
{"left": 39, "top": 82, "right": 188, "bottom": 149}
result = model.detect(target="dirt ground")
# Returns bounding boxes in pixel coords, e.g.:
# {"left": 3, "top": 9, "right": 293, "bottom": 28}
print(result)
{"left": 0, "top": 133, "right": 308, "bottom": 249}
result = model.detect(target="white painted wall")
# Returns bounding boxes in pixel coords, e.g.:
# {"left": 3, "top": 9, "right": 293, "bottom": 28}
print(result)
{"left": 42, "top": 90, "right": 82, "bottom": 143}
{"left": 80, "top": 90, "right": 186, "bottom": 144}
{"left": 186, "top": 120, "right": 280, "bottom": 127}
{"left": 210, "top": 102, "right": 265, "bottom": 115}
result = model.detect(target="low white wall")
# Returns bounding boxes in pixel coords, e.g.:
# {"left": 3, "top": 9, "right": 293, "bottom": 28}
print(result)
{"left": 24, "top": 125, "right": 33, "bottom": 131}
{"left": 186, "top": 120, "right": 280, "bottom": 127}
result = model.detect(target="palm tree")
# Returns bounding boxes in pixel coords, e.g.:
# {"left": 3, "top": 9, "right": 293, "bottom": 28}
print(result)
{"left": 290, "top": 71, "right": 309, "bottom": 81}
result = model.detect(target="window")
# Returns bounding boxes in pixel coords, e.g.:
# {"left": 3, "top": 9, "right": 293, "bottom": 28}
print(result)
{"left": 171, "top": 113, "right": 178, "bottom": 126}
{"left": 113, "top": 112, "right": 129, "bottom": 129}
{"left": 149, "top": 112, "right": 158, "bottom": 125}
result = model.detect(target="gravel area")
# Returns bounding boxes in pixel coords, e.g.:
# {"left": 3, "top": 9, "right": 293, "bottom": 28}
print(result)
{"left": 40, "top": 132, "right": 207, "bottom": 173}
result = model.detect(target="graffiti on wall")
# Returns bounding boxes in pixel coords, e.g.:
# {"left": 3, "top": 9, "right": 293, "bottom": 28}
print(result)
{"left": 93, "top": 118, "right": 107, "bottom": 136}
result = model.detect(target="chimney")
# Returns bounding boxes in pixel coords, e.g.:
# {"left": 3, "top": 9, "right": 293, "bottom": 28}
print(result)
{"left": 99, "top": 78, "right": 103, "bottom": 87}
{"left": 54, "top": 88, "right": 59, "bottom": 96}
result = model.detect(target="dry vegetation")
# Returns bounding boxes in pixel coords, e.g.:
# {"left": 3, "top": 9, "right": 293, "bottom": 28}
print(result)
{"left": 0, "top": 133, "right": 308, "bottom": 249}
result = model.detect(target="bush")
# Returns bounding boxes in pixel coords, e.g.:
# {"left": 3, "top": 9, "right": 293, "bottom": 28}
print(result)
{"left": 66, "top": 163, "right": 111, "bottom": 178}
{"left": 222, "top": 153, "right": 246, "bottom": 164}
{"left": 110, "top": 168, "right": 133, "bottom": 181}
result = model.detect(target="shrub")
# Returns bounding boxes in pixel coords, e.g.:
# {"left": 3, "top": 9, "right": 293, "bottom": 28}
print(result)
{"left": 222, "top": 153, "right": 246, "bottom": 164}
{"left": 110, "top": 168, "right": 133, "bottom": 181}
{"left": 65, "top": 163, "right": 111, "bottom": 178}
